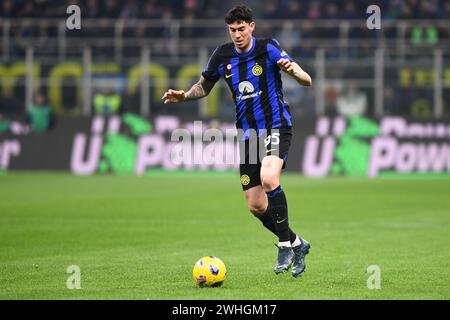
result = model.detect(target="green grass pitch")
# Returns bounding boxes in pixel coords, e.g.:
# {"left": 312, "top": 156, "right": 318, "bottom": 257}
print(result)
{"left": 0, "top": 171, "right": 449, "bottom": 299}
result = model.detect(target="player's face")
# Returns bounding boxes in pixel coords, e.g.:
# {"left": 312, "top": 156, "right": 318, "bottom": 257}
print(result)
{"left": 227, "top": 21, "right": 255, "bottom": 52}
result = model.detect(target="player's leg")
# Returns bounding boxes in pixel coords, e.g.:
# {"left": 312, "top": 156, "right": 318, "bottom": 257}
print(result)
{"left": 240, "top": 132, "right": 281, "bottom": 238}
{"left": 239, "top": 128, "right": 308, "bottom": 276}
{"left": 260, "top": 156, "right": 288, "bottom": 241}
{"left": 260, "top": 156, "right": 303, "bottom": 246}
{"left": 240, "top": 163, "right": 278, "bottom": 236}
{"left": 260, "top": 155, "right": 294, "bottom": 273}
{"left": 261, "top": 129, "right": 310, "bottom": 276}
{"left": 244, "top": 185, "right": 270, "bottom": 223}
{"left": 241, "top": 167, "right": 297, "bottom": 242}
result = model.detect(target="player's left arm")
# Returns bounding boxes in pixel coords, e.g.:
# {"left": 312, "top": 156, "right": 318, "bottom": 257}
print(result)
{"left": 277, "top": 58, "right": 312, "bottom": 87}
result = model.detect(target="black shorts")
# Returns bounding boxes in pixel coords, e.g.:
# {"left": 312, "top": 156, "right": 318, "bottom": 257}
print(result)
{"left": 239, "top": 127, "right": 293, "bottom": 191}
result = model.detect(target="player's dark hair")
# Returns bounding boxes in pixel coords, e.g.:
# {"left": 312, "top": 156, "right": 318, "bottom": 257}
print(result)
{"left": 225, "top": 5, "right": 253, "bottom": 24}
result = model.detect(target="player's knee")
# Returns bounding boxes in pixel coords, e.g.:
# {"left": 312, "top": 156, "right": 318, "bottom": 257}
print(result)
{"left": 260, "top": 175, "right": 279, "bottom": 192}
{"left": 248, "top": 202, "right": 266, "bottom": 215}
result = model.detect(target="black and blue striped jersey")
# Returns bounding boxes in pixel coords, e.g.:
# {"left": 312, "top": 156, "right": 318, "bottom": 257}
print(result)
{"left": 202, "top": 37, "right": 293, "bottom": 132}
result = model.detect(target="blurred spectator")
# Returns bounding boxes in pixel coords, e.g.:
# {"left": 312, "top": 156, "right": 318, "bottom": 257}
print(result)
{"left": 283, "top": 1, "right": 305, "bottom": 20}
{"left": 66, "top": 0, "right": 81, "bottom": 10}
{"left": 410, "top": 99, "right": 432, "bottom": 118}
{"left": 36, "top": 20, "right": 57, "bottom": 56}
{"left": 440, "top": 1, "right": 450, "bottom": 19}
{"left": 160, "top": 5, "right": 175, "bottom": 41}
{"left": 342, "top": 1, "right": 358, "bottom": 20}
{"left": 400, "top": 1, "right": 414, "bottom": 19}
{"left": 324, "top": 3, "right": 339, "bottom": 20}
{"left": 426, "top": 26, "right": 439, "bottom": 45}
{"left": 278, "top": 21, "right": 300, "bottom": 53}
{"left": 120, "top": 0, "right": 139, "bottom": 20}
{"left": 26, "top": 93, "right": 54, "bottom": 133}
{"left": 262, "top": 1, "right": 281, "bottom": 20}
{"left": 101, "top": 0, "right": 121, "bottom": 18}
{"left": 324, "top": 85, "right": 339, "bottom": 117}
{"left": 86, "top": 0, "right": 100, "bottom": 19}
{"left": 384, "top": 87, "right": 400, "bottom": 115}
{"left": 93, "top": 85, "right": 122, "bottom": 115}
{"left": 336, "top": 85, "right": 368, "bottom": 117}
{"left": 0, "top": 113, "right": 11, "bottom": 134}
{"left": 184, "top": 0, "right": 202, "bottom": 18}
{"left": 141, "top": 0, "right": 163, "bottom": 19}
{"left": 20, "top": 1, "right": 38, "bottom": 18}
{"left": 42, "top": 1, "right": 66, "bottom": 18}
{"left": 306, "top": 0, "right": 321, "bottom": 20}
{"left": 419, "top": 0, "right": 439, "bottom": 19}
{"left": 0, "top": 0, "right": 16, "bottom": 18}
{"left": 387, "top": 0, "right": 403, "bottom": 20}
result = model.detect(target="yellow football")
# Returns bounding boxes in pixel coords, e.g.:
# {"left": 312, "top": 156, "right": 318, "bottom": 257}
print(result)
{"left": 192, "top": 256, "right": 227, "bottom": 287}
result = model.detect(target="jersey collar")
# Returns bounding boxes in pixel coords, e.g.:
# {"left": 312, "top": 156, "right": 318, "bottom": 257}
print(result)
{"left": 234, "top": 37, "right": 256, "bottom": 57}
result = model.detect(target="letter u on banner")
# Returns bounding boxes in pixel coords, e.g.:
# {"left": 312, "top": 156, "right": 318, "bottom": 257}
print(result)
{"left": 71, "top": 134, "right": 102, "bottom": 175}
{"left": 303, "top": 136, "right": 335, "bottom": 177}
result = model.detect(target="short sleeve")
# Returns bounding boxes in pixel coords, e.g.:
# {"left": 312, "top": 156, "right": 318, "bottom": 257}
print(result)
{"left": 267, "top": 38, "right": 293, "bottom": 64}
{"left": 201, "top": 46, "right": 221, "bottom": 84}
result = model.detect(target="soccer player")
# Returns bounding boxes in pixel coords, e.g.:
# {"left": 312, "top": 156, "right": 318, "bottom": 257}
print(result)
{"left": 162, "top": 5, "right": 312, "bottom": 277}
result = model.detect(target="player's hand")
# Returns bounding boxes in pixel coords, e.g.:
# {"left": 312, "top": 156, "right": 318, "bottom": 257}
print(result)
{"left": 161, "top": 89, "right": 186, "bottom": 104}
{"left": 277, "top": 58, "right": 295, "bottom": 75}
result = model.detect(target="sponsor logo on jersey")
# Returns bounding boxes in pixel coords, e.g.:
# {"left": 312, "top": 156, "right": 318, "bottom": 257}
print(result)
{"left": 237, "top": 81, "right": 262, "bottom": 101}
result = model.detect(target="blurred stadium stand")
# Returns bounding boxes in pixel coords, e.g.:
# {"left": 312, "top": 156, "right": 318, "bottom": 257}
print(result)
{"left": 0, "top": 0, "right": 450, "bottom": 120}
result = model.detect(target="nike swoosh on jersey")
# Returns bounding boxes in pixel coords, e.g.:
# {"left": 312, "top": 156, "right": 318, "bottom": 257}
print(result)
{"left": 225, "top": 74, "right": 234, "bottom": 79}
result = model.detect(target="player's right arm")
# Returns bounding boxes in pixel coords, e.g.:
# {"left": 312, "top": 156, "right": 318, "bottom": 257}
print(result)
{"left": 162, "top": 46, "right": 221, "bottom": 104}
{"left": 161, "top": 76, "right": 215, "bottom": 104}
{"left": 277, "top": 59, "right": 312, "bottom": 87}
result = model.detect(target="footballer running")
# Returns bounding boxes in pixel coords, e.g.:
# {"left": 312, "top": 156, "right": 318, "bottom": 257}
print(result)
{"left": 162, "top": 5, "right": 312, "bottom": 277}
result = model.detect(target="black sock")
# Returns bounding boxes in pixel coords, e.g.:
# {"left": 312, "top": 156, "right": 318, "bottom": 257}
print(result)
{"left": 266, "top": 185, "right": 291, "bottom": 242}
{"left": 255, "top": 207, "right": 297, "bottom": 243}
{"left": 255, "top": 208, "right": 278, "bottom": 236}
